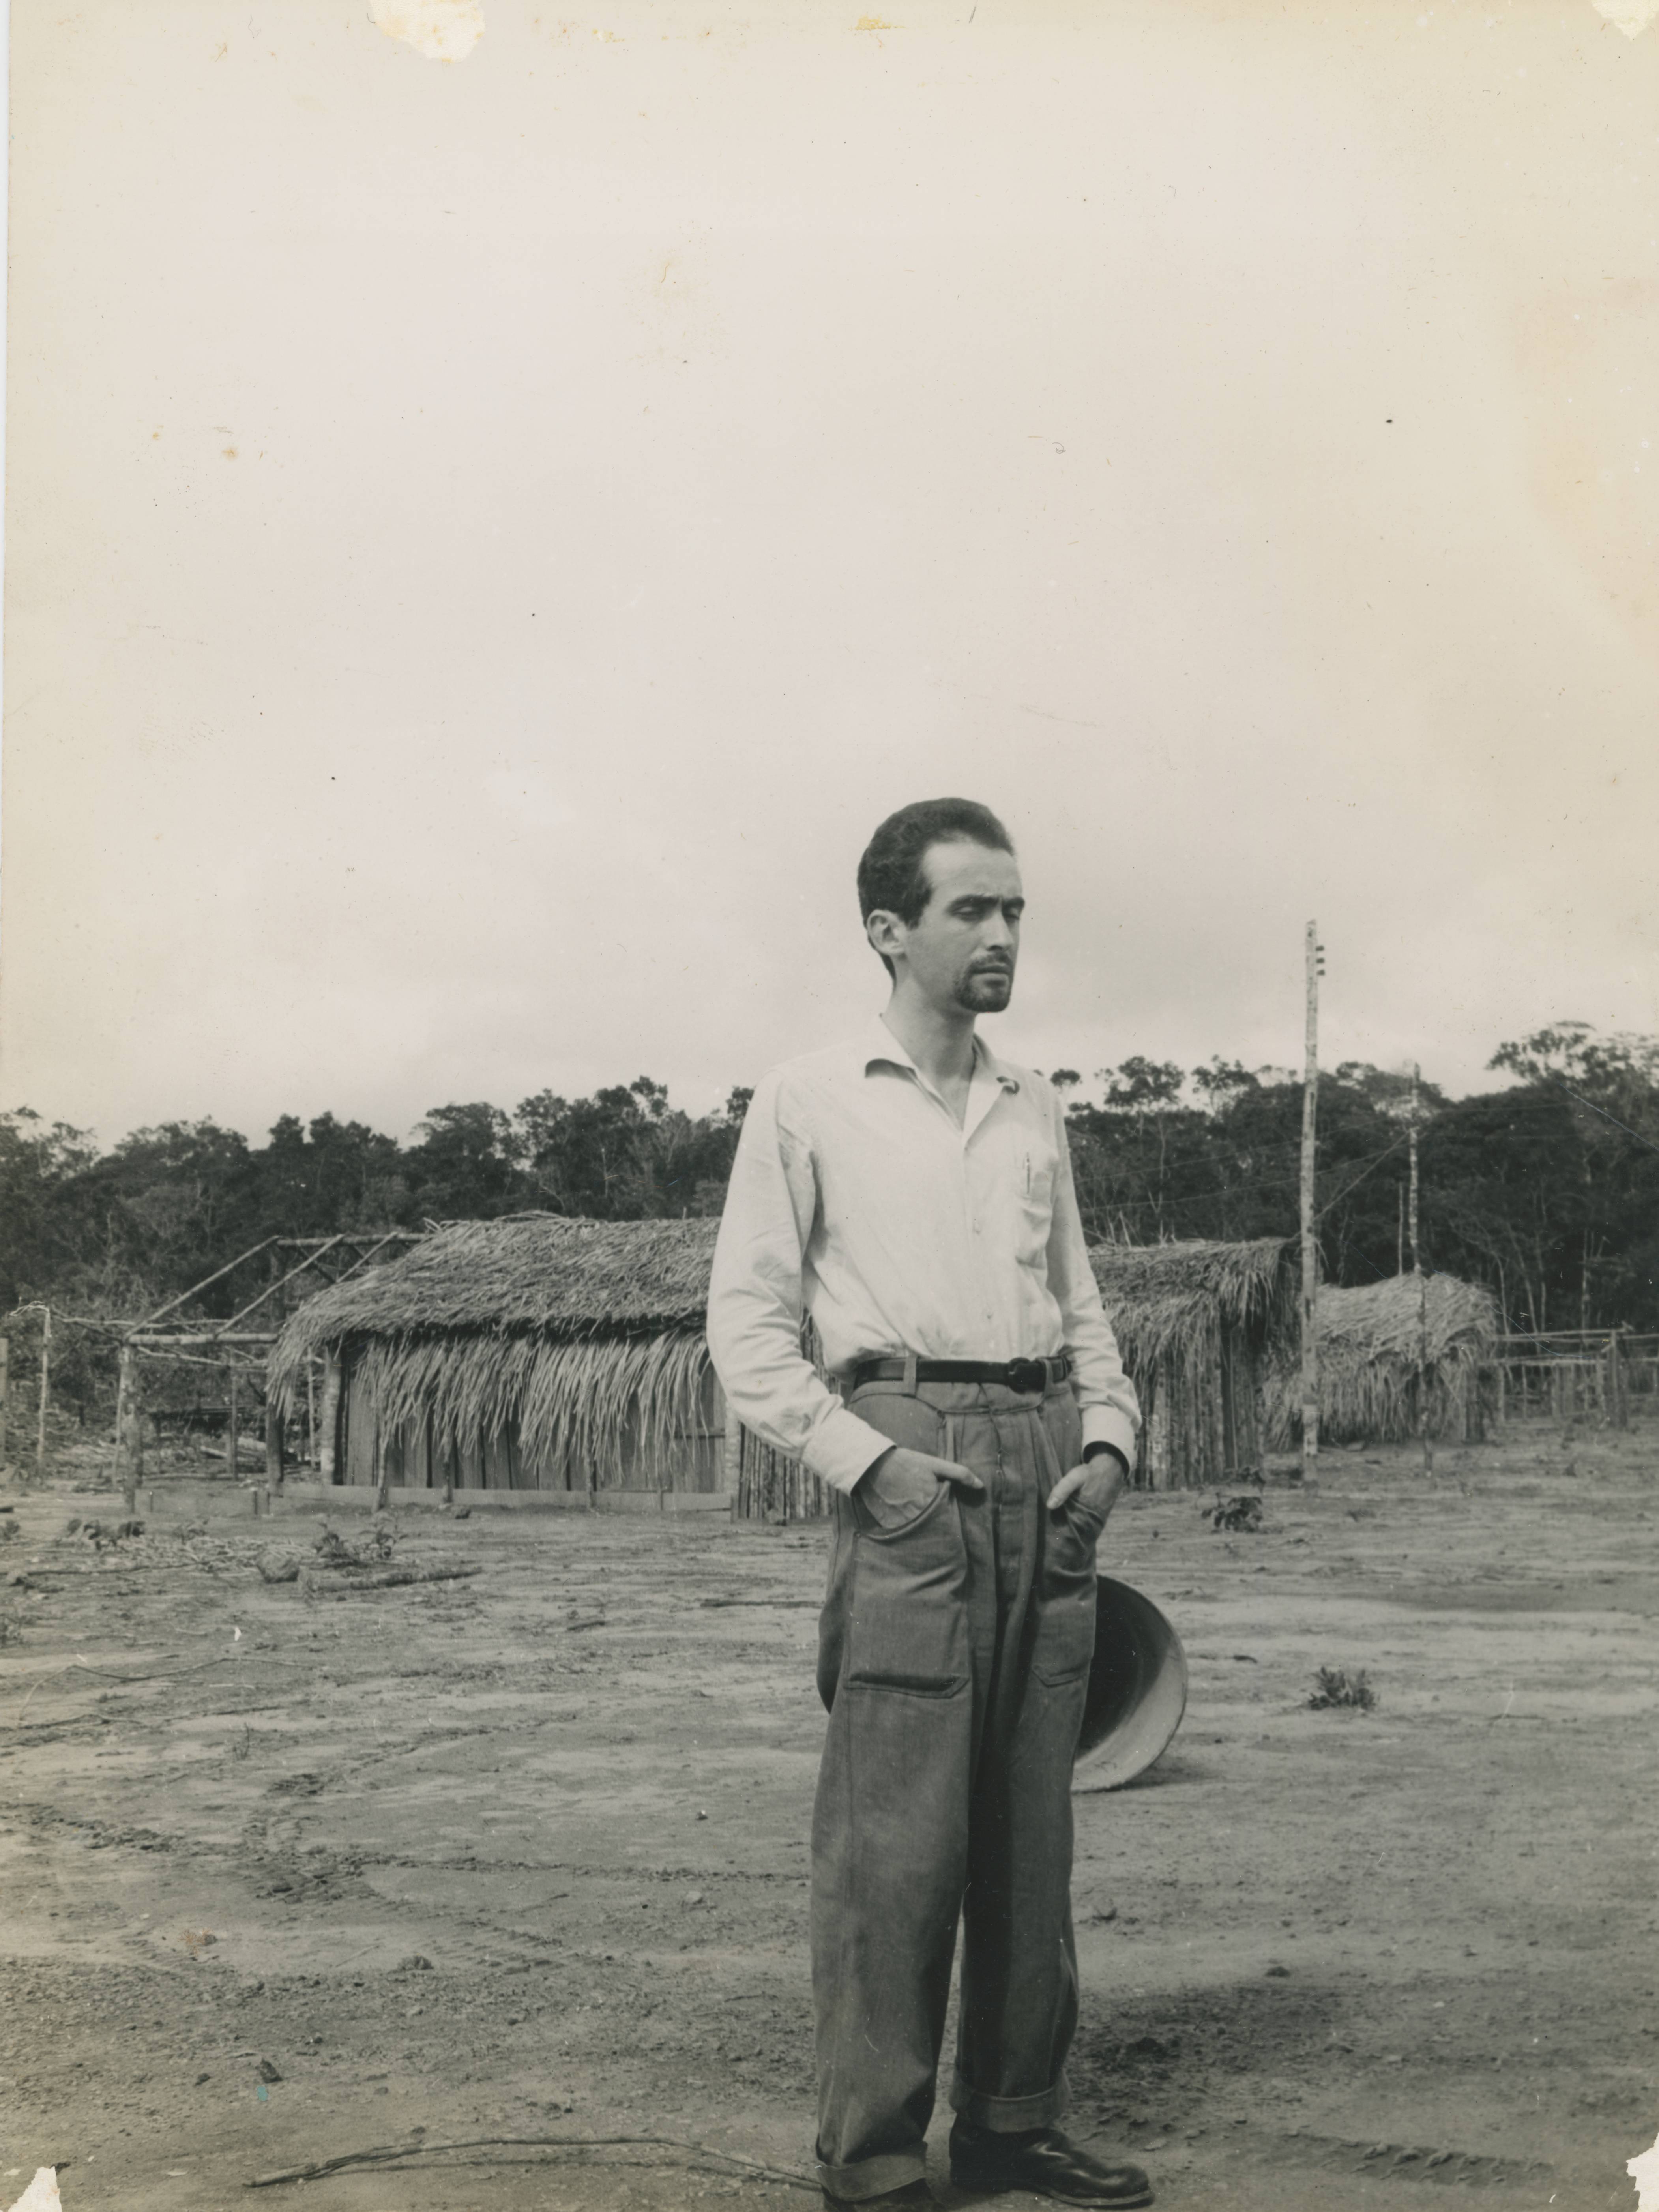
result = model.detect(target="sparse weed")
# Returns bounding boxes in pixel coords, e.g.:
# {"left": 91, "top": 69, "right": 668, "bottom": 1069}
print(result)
{"left": 1309, "top": 1666, "right": 1376, "bottom": 1712}
{"left": 1208, "top": 1493, "right": 1263, "bottom": 1533}
{"left": 315, "top": 1519, "right": 399, "bottom": 1570}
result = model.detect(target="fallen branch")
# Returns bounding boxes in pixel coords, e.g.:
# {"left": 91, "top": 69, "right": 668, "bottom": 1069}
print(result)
{"left": 298, "top": 1564, "right": 482, "bottom": 1596}
{"left": 247, "top": 2130, "right": 816, "bottom": 2192}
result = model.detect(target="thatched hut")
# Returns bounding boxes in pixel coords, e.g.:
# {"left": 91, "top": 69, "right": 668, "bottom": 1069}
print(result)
{"left": 269, "top": 1216, "right": 1307, "bottom": 1506}
{"left": 1086, "top": 1238, "right": 1296, "bottom": 1488}
{"left": 268, "top": 1216, "right": 736, "bottom": 1498}
{"left": 1262, "top": 1270, "right": 1499, "bottom": 1448}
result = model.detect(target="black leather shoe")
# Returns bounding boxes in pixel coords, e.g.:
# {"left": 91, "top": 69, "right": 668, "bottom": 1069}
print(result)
{"left": 949, "top": 2118, "right": 1153, "bottom": 2207}
{"left": 821, "top": 2184, "right": 934, "bottom": 2208}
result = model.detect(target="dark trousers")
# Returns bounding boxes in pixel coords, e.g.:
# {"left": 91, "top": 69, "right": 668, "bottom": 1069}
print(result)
{"left": 811, "top": 1376, "right": 1102, "bottom": 2201}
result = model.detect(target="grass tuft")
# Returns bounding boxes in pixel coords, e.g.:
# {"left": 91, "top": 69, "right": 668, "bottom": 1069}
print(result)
{"left": 1308, "top": 1666, "right": 1377, "bottom": 1712}
{"left": 1208, "top": 1493, "right": 1264, "bottom": 1532}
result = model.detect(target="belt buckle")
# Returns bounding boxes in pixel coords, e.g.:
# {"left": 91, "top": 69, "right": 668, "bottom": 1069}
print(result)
{"left": 1006, "top": 1357, "right": 1046, "bottom": 1395}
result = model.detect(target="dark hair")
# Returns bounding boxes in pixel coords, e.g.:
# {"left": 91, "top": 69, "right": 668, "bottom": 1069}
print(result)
{"left": 857, "top": 799, "right": 1015, "bottom": 973}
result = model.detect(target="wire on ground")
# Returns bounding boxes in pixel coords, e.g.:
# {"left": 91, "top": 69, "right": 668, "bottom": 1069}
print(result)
{"left": 247, "top": 2131, "right": 818, "bottom": 2192}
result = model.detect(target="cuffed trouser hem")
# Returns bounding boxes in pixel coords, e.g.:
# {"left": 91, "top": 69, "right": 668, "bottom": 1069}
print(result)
{"left": 815, "top": 2148, "right": 927, "bottom": 2201}
{"left": 949, "top": 2071, "right": 1070, "bottom": 2131}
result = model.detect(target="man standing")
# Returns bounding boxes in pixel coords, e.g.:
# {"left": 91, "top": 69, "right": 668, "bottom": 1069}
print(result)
{"left": 707, "top": 799, "right": 1151, "bottom": 2210}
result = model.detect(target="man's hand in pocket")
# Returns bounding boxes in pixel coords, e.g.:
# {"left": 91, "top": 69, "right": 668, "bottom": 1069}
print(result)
{"left": 1047, "top": 1449, "right": 1127, "bottom": 1529}
{"left": 857, "top": 1446, "right": 983, "bottom": 1532}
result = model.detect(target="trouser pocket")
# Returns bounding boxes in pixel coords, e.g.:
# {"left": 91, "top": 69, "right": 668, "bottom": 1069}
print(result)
{"left": 848, "top": 1477, "right": 969, "bottom": 1693}
{"left": 1031, "top": 1398, "right": 1096, "bottom": 1689}
{"left": 819, "top": 1388, "right": 972, "bottom": 1703}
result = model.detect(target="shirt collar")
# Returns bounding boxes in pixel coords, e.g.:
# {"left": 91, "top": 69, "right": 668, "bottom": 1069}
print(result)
{"left": 859, "top": 1016, "right": 1020, "bottom": 1094}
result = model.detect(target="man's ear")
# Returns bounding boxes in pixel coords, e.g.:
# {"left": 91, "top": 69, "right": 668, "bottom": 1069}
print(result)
{"left": 865, "top": 909, "right": 906, "bottom": 965}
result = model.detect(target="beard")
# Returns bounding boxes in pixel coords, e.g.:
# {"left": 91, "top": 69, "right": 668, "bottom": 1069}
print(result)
{"left": 955, "top": 963, "right": 1014, "bottom": 1013}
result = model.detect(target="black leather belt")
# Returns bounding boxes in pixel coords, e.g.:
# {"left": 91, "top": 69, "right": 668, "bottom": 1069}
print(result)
{"left": 849, "top": 1354, "right": 1071, "bottom": 1396}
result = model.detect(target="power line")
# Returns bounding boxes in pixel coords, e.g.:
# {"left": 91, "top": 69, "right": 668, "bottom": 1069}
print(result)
{"left": 1075, "top": 1130, "right": 1412, "bottom": 1223}
{"left": 1550, "top": 1079, "right": 1659, "bottom": 1158}
{"left": 1316, "top": 1131, "right": 1412, "bottom": 1221}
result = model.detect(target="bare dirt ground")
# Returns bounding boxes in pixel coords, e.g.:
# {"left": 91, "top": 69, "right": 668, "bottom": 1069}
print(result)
{"left": 3, "top": 1423, "right": 1657, "bottom": 2212}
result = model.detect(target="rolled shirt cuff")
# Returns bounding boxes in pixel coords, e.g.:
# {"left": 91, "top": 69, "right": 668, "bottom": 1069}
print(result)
{"left": 798, "top": 1403, "right": 896, "bottom": 1495}
{"left": 1080, "top": 1404, "right": 1138, "bottom": 1474}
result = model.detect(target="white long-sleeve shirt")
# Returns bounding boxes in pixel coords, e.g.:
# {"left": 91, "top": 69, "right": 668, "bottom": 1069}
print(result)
{"left": 706, "top": 1017, "right": 1141, "bottom": 1493}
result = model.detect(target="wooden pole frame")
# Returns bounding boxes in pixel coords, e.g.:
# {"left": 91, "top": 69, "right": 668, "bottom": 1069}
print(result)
{"left": 721, "top": 1381, "right": 742, "bottom": 1500}
{"left": 264, "top": 1389, "right": 285, "bottom": 1489}
{"left": 318, "top": 1349, "right": 343, "bottom": 1485}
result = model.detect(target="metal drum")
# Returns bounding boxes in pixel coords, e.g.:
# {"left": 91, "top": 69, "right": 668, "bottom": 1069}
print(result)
{"left": 1072, "top": 1575, "right": 1188, "bottom": 1792}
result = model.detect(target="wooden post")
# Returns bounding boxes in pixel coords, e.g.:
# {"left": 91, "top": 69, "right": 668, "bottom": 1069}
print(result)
{"left": 36, "top": 1307, "right": 52, "bottom": 1486}
{"left": 318, "top": 1349, "right": 342, "bottom": 1484}
{"left": 227, "top": 1367, "right": 239, "bottom": 1474}
{"left": 264, "top": 1388, "right": 285, "bottom": 1487}
{"left": 1298, "top": 923, "right": 1321, "bottom": 1481}
{"left": 305, "top": 1361, "right": 317, "bottom": 1467}
{"left": 722, "top": 1386, "right": 742, "bottom": 1499}
{"left": 0, "top": 1335, "right": 9, "bottom": 1480}
{"left": 116, "top": 1344, "right": 145, "bottom": 1512}
{"left": 1610, "top": 1334, "right": 1628, "bottom": 1429}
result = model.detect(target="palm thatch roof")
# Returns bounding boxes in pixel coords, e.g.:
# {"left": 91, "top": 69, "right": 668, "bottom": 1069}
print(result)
{"left": 270, "top": 1214, "right": 718, "bottom": 1369}
{"left": 1263, "top": 1270, "right": 1499, "bottom": 1446}
{"left": 1316, "top": 1272, "right": 1498, "bottom": 1364}
{"left": 1086, "top": 1237, "right": 1296, "bottom": 1366}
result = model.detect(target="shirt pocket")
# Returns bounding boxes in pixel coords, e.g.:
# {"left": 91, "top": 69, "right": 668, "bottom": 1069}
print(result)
{"left": 1014, "top": 1137, "right": 1060, "bottom": 1268}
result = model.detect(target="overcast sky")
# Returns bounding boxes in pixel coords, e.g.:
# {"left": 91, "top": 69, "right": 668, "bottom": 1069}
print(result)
{"left": 3, "top": 0, "right": 1657, "bottom": 1146}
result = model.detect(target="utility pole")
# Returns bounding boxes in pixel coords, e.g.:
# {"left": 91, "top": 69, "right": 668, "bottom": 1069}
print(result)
{"left": 1299, "top": 923, "right": 1323, "bottom": 1482}
{"left": 1411, "top": 1064, "right": 1433, "bottom": 1477}
{"left": 1408, "top": 1066, "right": 1421, "bottom": 1274}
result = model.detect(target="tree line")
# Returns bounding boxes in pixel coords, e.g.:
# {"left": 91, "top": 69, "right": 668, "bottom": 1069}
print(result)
{"left": 2, "top": 1023, "right": 1655, "bottom": 1421}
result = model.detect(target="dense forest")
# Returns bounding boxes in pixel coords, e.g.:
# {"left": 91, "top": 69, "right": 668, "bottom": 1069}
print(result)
{"left": 2, "top": 1022, "right": 1655, "bottom": 1422}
